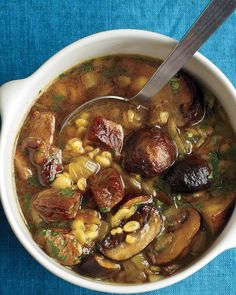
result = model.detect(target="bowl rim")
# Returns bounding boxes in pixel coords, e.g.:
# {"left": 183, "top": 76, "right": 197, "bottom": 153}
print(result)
{"left": 0, "top": 29, "right": 236, "bottom": 294}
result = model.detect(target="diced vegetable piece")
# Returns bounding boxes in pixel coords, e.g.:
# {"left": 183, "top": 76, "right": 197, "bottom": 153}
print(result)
{"left": 101, "top": 205, "right": 163, "bottom": 261}
{"left": 33, "top": 188, "right": 81, "bottom": 222}
{"left": 89, "top": 168, "right": 124, "bottom": 211}
{"left": 87, "top": 116, "right": 124, "bottom": 153}
{"left": 78, "top": 254, "right": 121, "bottom": 278}
{"left": 165, "top": 156, "right": 211, "bottom": 193}
{"left": 192, "top": 192, "right": 235, "bottom": 235}
{"left": 147, "top": 207, "right": 200, "bottom": 264}
{"left": 68, "top": 156, "right": 99, "bottom": 182}
{"left": 122, "top": 127, "right": 177, "bottom": 178}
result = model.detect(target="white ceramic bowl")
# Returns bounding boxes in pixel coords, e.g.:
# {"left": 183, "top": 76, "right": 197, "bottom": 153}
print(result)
{"left": 0, "top": 29, "right": 236, "bottom": 293}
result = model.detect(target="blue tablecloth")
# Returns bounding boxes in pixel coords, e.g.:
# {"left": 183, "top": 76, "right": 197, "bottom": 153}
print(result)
{"left": 0, "top": 1, "right": 235, "bottom": 294}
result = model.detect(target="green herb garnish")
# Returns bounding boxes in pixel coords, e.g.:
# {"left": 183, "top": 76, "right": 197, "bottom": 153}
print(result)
{"left": 80, "top": 62, "right": 94, "bottom": 73}
{"left": 100, "top": 207, "right": 110, "bottom": 213}
{"left": 22, "top": 193, "right": 32, "bottom": 212}
{"left": 169, "top": 77, "right": 180, "bottom": 93}
{"left": 155, "top": 178, "right": 171, "bottom": 196}
{"left": 47, "top": 240, "right": 67, "bottom": 261}
{"left": 209, "top": 151, "right": 219, "bottom": 179}
{"left": 103, "top": 66, "right": 128, "bottom": 78}
{"left": 51, "top": 94, "right": 65, "bottom": 111}
{"left": 59, "top": 188, "right": 75, "bottom": 197}
{"left": 27, "top": 175, "right": 40, "bottom": 187}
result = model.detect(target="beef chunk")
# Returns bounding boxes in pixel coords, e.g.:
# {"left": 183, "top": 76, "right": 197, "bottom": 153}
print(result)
{"left": 89, "top": 168, "right": 124, "bottom": 211}
{"left": 87, "top": 116, "right": 124, "bottom": 153}
{"left": 33, "top": 188, "right": 81, "bottom": 222}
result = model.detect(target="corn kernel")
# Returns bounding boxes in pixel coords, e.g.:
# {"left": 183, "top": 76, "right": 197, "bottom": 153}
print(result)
{"left": 86, "top": 224, "right": 99, "bottom": 231}
{"left": 111, "top": 207, "right": 136, "bottom": 228}
{"left": 88, "top": 147, "right": 100, "bottom": 159}
{"left": 51, "top": 173, "right": 72, "bottom": 190}
{"left": 131, "top": 76, "right": 148, "bottom": 91}
{"left": 81, "top": 72, "right": 98, "bottom": 89}
{"left": 95, "top": 155, "right": 111, "bottom": 167}
{"left": 86, "top": 231, "right": 98, "bottom": 240}
{"left": 127, "top": 110, "right": 135, "bottom": 122}
{"left": 72, "top": 219, "right": 85, "bottom": 230}
{"left": 73, "top": 228, "right": 86, "bottom": 244}
{"left": 149, "top": 265, "right": 161, "bottom": 272}
{"left": 110, "top": 227, "right": 123, "bottom": 235}
{"left": 125, "top": 234, "right": 137, "bottom": 244}
{"left": 80, "top": 112, "right": 90, "bottom": 120}
{"left": 77, "top": 177, "right": 87, "bottom": 191}
{"left": 159, "top": 111, "right": 169, "bottom": 124}
{"left": 117, "top": 76, "right": 131, "bottom": 87}
{"left": 77, "top": 126, "right": 86, "bottom": 137}
{"left": 75, "top": 118, "right": 88, "bottom": 127}
{"left": 123, "top": 221, "right": 140, "bottom": 233}
{"left": 100, "top": 151, "right": 112, "bottom": 160}
{"left": 84, "top": 145, "right": 94, "bottom": 152}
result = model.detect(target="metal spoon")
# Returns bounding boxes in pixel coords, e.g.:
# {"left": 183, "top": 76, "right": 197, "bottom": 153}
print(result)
{"left": 61, "top": 0, "right": 236, "bottom": 130}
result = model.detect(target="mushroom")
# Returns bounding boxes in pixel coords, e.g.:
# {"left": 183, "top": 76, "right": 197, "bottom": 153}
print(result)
{"left": 147, "top": 207, "right": 201, "bottom": 265}
{"left": 101, "top": 204, "right": 163, "bottom": 261}
{"left": 78, "top": 254, "right": 121, "bottom": 278}
{"left": 165, "top": 155, "right": 211, "bottom": 193}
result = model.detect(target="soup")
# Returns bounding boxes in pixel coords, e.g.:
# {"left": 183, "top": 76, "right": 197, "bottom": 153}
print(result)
{"left": 14, "top": 55, "right": 236, "bottom": 283}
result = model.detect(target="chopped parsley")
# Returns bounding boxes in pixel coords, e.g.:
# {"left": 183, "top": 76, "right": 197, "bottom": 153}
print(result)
{"left": 103, "top": 66, "right": 128, "bottom": 78}
{"left": 80, "top": 62, "right": 94, "bottom": 73}
{"left": 155, "top": 178, "right": 171, "bottom": 196}
{"left": 22, "top": 193, "right": 32, "bottom": 212}
{"left": 99, "top": 207, "right": 110, "bottom": 213}
{"left": 59, "top": 188, "right": 75, "bottom": 197}
{"left": 27, "top": 175, "right": 40, "bottom": 187}
{"left": 169, "top": 77, "right": 180, "bottom": 93}
{"left": 209, "top": 151, "right": 219, "bottom": 180}
{"left": 51, "top": 94, "right": 65, "bottom": 111}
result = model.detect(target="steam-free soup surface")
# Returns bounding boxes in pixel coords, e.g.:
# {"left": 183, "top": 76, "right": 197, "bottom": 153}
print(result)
{"left": 14, "top": 55, "right": 236, "bottom": 283}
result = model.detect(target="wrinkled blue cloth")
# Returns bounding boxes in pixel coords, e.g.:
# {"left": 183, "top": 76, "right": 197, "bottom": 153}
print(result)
{"left": 0, "top": 1, "right": 235, "bottom": 294}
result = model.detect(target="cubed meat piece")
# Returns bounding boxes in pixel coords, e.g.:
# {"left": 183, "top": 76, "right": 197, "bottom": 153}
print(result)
{"left": 25, "top": 111, "right": 56, "bottom": 165}
{"left": 14, "top": 149, "right": 33, "bottom": 180}
{"left": 33, "top": 188, "right": 81, "bottom": 222}
{"left": 29, "top": 111, "right": 55, "bottom": 146}
{"left": 89, "top": 168, "right": 124, "bottom": 211}
{"left": 38, "top": 147, "right": 63, "bottom": 185}
{"left": 87, "top": 116, "right": 124, "bottom": 153}
{"left": 122, "top": 127, "right": 177, "bottom": 178}
{"left": 34, "top": 228, "right": 82, "bottom": 266}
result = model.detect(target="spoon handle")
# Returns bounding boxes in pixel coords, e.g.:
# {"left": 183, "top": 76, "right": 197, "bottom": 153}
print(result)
{"left": 133, "top": 0, "right": 236, "bottom": 103}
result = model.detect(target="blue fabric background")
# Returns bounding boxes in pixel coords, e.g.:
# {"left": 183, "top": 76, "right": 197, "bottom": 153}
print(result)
{"left": 0, "top": 1, "right": 235, "bottom": 294}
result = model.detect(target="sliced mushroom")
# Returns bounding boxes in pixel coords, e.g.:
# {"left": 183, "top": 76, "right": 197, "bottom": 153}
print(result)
{"left": 101, "top": 205, "right": 163, "bottom": 261}
{"left": 147, "top": 207, "right": 200, "bottom": 265}
{"left": 165, "top": 155, "right": 211, "bottom": 193}
{"left": 78, "top": 254, "right": 121, "bottom": 278}
{"left": 122, "top": 127, "right": 177, "bottom": 178}
{"left": 146, "top": 72, "right": 204, "bottom": 127}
